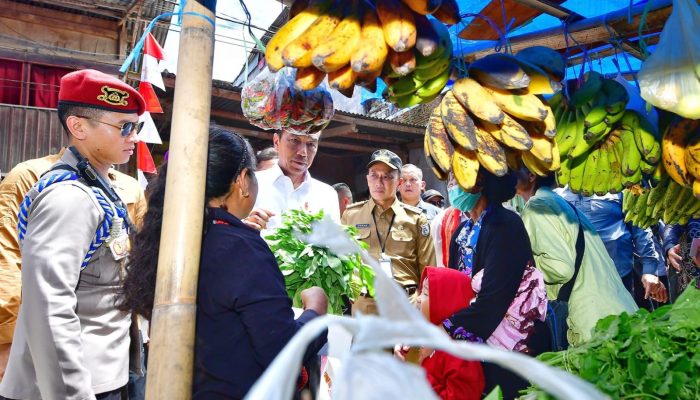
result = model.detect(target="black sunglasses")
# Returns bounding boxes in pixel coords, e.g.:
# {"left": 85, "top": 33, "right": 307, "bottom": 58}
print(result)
{"left": 77, "top": 116, "right": 144, "bottom": 137}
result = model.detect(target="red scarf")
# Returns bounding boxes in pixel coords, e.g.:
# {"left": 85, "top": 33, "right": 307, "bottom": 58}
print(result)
{"left": 440, "top": 207, "right": 463, "bottom": 267}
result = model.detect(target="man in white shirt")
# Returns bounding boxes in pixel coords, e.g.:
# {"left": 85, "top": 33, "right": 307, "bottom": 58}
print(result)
{"left": 252, "top": 130, "right": 340, "bottom": 236}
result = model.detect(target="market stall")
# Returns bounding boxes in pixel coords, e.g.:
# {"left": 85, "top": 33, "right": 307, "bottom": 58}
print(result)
{"left": 120, "top": 0, "right": 700, "bottom": 398}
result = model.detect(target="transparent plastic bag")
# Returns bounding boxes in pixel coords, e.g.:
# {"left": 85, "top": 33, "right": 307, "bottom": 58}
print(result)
{"left": 615, "top": 75, "right": 658, "bottom": 128}
{"left": 638, "top": 0, "right": 700, "bottom": 119}
{"left": 241, "top": 67, "right": 335, "bottom": 134}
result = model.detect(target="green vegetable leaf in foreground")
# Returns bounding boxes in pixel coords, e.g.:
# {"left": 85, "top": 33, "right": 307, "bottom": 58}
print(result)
{"left": 522, "top": 285, "right": 700, "bottom": 399}
{"left": 265, "top": 209, "right": 374, "bottom": 315}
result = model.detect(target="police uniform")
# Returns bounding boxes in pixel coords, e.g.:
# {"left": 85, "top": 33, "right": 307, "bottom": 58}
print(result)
{"left": 0, "top": 70, "right": 146, "bottom": 400}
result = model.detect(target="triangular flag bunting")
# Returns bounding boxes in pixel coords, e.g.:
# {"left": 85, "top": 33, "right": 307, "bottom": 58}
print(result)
{"left": 138, "top": 112, "right": 163, "bottom": 144}
{"left": 144, "top": 33, "right": 166, "bottom": 61}
{"left": 138, "top": 81, "right": 163, "bottom": 114}
{"left": 137, "top": 169, "right": 149, "bottom": 190}
{"left": 141, "top": 35, "right": 165, "bottom": 91}
{"left": 137, "top": 141, "right": 157, "bottom": 174}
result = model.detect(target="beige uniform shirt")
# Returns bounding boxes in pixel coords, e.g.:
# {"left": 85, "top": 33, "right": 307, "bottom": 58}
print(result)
{"left": 0, "top": 150, "right": 145, "bottom": 400}
{"left": 342, "top": 198, "right": 436, "bottom": 287}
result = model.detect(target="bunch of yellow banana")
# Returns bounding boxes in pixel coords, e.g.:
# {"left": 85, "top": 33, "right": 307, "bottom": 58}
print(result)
{"left": 265, "top": 0, "right": 460, "bottom": 98}
{"left": 622, "top": 171, "right": 700, "bottom": 229}
{"left": 660, "top": 117, "right": 700, "bottom": 196}
{"left": 424, "top": 49, "right": 560, "bottom": 190}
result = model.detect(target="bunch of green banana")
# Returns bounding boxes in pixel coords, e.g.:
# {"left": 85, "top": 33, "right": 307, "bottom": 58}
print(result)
{"left": 383, "top": 16, "right": 453, "bottom": 107}
{"left": 622, "top": 172, "right": 700, "bottom": 229}
{"left": 552, "top": 75, "right": 661, "bottom": 195}
{"left": 551, "top": 74, "right": 634, "bottom": 159}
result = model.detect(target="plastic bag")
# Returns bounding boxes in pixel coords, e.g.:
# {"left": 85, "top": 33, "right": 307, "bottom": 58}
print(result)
{"left": 614, "top": 75, "right": 658, "bottom": 128}
{"left": 241, "top": 67, "right": 335, "bottom": 135}
{"left": 244, "top": 214, "right": 607, "bottom": 400}
{"left": 638, "top": 0, "right": 700, "bottom": 119}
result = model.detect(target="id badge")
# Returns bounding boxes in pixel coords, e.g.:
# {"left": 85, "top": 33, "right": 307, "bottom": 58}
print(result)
{"left": 109, "top": 233, "right": 130, "bottom": 261}
{"left": 379, "top": 253, "right": 393, "bottom": 277}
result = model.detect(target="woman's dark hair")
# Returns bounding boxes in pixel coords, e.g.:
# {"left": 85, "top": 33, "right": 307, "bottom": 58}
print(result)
{"left": 118, "top": 125, "right": 256, "bottom": 319}
{"left": 481, "top": 169, "right": 517, "bottom": 204}
{"left": 534, "top": 173, "right": 557, "bottom": 190}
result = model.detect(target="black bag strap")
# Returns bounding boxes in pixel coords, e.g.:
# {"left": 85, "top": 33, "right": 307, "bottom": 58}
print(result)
{"left": 557, "top": 202, "right": 585, "bottom": 302}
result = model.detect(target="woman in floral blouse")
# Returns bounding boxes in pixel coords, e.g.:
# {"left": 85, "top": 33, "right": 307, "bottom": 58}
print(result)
{"left": 444, "top": 169, "right": 549, "bottom": 399}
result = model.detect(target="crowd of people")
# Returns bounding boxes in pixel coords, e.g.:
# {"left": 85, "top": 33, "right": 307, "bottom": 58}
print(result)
{"left": 0, "top": 69, "right": 698, "bottom": 400}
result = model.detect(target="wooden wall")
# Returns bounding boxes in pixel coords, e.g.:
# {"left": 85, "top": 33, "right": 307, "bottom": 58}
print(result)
{"left": 0, "top": 0, "right": 123, "bottom": 69}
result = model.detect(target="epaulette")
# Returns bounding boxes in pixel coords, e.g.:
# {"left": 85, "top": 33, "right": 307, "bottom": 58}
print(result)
{"left": 401, "top": 203, "right": 422, "bottom": 214}
{"left": 345, "top": 200, "right": 368, "bottom": 210}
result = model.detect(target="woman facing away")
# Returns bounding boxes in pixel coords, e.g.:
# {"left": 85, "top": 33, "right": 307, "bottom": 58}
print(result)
{"left": 119, "top": 126, "right": 328, "bottom": 399}
{"left": 515, "top": 169, "right": 638, "bottom": 346}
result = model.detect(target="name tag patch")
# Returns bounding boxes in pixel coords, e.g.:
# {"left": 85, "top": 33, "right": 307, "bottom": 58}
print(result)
{"left": 355, "top": 223, "right": 370, "bottom": 228}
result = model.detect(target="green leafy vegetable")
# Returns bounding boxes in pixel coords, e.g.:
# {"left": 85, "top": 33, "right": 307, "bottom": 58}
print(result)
{"left": 522, "top": 285, "right": 700, "bottom": 400}
{"left": 264, "top": 209, "right": 374, "bottom": 315}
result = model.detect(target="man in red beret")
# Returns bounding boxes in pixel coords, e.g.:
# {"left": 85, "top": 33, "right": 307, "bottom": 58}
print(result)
{"left": 0, "top": 69, "right": 145, "bottom": 400}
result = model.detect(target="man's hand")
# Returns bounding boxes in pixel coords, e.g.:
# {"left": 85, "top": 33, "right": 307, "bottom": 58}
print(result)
{"left": 0, "top": 342, "right": 11, "bottom": 380}
{"left": 300, "top": 287, "right": 328, "bottom": 316}
{"left": 243, "top": 208, "right": 274, "bottom": 231}
{"left": 641, "top": 274, "right": 668, "bottom": 303}
{"left": 667, "top": 244, "right": 683, "bottom": 272}
{"left": 393, "top": 344, "right": 411, "bottom": 361}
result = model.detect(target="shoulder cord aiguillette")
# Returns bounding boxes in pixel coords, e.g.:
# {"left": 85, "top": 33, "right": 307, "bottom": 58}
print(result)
{"left": 17, "top": 170, "right": 127, "bottom": 269}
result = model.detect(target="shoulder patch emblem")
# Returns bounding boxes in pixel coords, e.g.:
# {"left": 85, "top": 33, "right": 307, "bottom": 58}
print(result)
{"left": 97, "top": 86, "right": 129, "bottom": 106}
{"left": 355, "top": 223, "right": 370, "bottom": 228}
{"left": 421, "top": 223, "right": 429, "bottom": 237}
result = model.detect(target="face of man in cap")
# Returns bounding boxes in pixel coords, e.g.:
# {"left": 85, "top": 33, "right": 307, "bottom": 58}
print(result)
{"left": 273, "top": 131, "right": 319, "bottom": 184}
{"left": 66, "top": 111, "right": 140, "bottom": 169}
{"left": 367, "top": 163, "right": 400, "bottom": 205}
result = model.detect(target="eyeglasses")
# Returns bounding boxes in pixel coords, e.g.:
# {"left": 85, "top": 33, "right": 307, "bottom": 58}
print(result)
{"left": 368, "top": 172, "right": 398, "bottom": 183}
{"left": 78, "top": 116, "right": 144, "bottom": 137}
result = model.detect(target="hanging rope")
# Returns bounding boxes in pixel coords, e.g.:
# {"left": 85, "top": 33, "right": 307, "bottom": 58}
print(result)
{"left": 119, "top": 0, "right": 216, "bottom": 74}
{"left": 18, "top": 171, "right": 127, "bottom": 270}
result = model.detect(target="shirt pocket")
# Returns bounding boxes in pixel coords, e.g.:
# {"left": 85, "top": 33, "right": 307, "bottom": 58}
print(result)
{"left": 78, "top": 246, "right": 123, "bottom": 287}
{"left": 356, "top": 227, "right": 371, "bottom": 241}
{"left": 390, "top": 228, "right": 413, "bottom": 243}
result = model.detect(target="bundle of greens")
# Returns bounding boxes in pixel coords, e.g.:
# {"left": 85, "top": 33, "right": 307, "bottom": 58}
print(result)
{"left": 523, "top": 286, "right": 700, "bottom": 400}
{"left": 264, "top": 209, "right": 374, "bottom": 315}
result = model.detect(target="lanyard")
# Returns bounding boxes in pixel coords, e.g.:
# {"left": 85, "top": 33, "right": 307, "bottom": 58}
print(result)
{"left": 372, "top": 212, "right": 396, "bottom": 253}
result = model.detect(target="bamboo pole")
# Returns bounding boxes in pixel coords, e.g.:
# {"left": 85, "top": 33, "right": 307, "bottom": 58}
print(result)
{"left": 145, "top": 1, "right": 215, "bottom": 398}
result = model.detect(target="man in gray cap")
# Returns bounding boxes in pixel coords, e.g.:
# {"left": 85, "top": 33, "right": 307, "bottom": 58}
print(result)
{"left": 422, "top": 189, "right": 445, "bottom": 209}
{"left": 342, "top": 150, "right": 436, "bottom": 314}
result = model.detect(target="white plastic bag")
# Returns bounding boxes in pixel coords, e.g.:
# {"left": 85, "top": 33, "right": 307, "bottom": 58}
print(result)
{"left": 615, "top": 74, "right": 658, "bottom": 128}
{"left": 244, "top": 215, "right": 606, "bottom": 400}
{"left": 638, "top": 0, "right": 700, "bottom": 119}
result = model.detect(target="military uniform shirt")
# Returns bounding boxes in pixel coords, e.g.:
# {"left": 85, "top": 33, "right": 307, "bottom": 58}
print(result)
{"left": 342, "top": 198, "right": 436, "bottom": 287}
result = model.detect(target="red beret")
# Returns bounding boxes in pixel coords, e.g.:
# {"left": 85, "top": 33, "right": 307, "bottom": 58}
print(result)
{"left": 58, "top": 69, "right": 146, "bottom": 115}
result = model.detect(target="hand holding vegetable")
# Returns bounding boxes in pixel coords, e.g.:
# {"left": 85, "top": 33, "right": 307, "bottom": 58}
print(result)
{"left": 244, "top": 208, "right": 275, "bottom": 231}
{"left": 301, "top": 287, "right": 328, "bottom": 315}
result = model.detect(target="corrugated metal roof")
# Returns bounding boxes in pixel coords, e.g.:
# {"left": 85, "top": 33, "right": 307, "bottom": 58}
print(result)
{"left": 0, "top": 104, "right": 68, "bottom": 174}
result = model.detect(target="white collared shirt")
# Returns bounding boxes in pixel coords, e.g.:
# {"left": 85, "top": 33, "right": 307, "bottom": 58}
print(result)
{"left": 254, "top": 164, "right": 340, "bottom": 236}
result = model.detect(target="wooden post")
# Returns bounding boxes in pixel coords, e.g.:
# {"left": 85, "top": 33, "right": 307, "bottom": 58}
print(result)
{"left": 144, "top": 1, "right": 215, "bottom": 398}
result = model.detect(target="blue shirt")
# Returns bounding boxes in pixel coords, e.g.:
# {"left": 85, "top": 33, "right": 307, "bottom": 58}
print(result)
{"left": 556, "top": 189, "right": 659, "bottom": 277}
